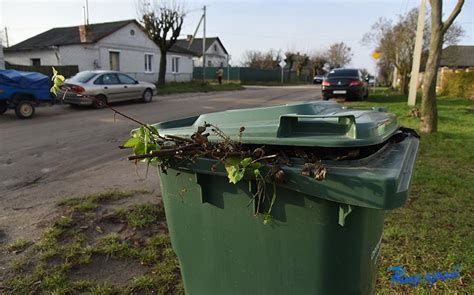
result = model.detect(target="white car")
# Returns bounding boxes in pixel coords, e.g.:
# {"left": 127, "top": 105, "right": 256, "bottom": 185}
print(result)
{"left": 58, "top": 71, "right": 157, "bottom": 108}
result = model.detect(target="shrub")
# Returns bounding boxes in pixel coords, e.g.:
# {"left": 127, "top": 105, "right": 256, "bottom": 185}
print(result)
{"left": 440, "top": 70, "right": 474, "bottom": 99}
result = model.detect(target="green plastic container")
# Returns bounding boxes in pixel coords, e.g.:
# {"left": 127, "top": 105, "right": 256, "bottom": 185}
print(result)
{"left": 149, "top": 101, "right": 419, "bottom": 294}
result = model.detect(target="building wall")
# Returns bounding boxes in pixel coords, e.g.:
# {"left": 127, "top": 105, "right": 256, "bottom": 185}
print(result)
{"left": 4, "top": 22, "right": 193, "bottom": 83}
{"left": 97, "top": 22, "right": 160, "bottom": 83}
{"left": 0, "top": 43, "right": 5, "bottom": 69}
{"left": 166, "top": 52, "right": 194, "bottom": 82}
{"left": 4, "top": 49, "right": 59, "bottom": 66}
{"left": 193, "top": 39, "right": 228, "bottom": 67}
{"left": 59, "top": 44, "right": 99, "bottom": 72}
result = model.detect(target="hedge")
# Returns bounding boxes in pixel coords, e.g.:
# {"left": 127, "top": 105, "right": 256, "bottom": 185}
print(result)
{"left": 440, "top": 71, "right": 474, "bottom": 100}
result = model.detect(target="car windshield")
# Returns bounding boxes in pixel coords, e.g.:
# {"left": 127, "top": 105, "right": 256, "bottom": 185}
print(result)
{"left": 327, "top": 70, "right": 358, "bottom": 78}
{"left": 69, "top": 72, "right": 98, "bottom": 83}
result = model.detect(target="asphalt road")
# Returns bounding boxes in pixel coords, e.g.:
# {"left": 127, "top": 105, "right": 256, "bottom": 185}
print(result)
{"left": 0, "top": 85, "right": 321, "bottom": 199}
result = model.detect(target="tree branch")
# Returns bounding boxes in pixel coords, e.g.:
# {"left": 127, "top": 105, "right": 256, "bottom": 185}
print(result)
{"left": 128, "top": 144, "right": 200, "bottom": 160}
{"left": 442, "top": 0, "right": 465, "bottom": 34}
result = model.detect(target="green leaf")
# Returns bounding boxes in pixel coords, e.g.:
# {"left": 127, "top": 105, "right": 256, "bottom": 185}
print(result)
{"left": 123, "top": 137, "right": 140, "bottom": 148}
{"left": 144, "top": 128, "right": 149, "bottom": 153}
{"left": 240, "top": 157, "right": 252, "bottom": 168}
{"left": 53, "top": 75, "right": 65, "bottom": 85}
{"left": 133, "top": 142, "right": 146, "bottom": 155}
{"left": 147, "top": 125, "right": 159, "bottom": 135}
{"left": 225, "top": 164, "right": 245, "bottom": 184}
{"left": 133, "top": 127, "right": 145, "bottom": 139}
{"left": 50, "top": 85, "right": 59, "bottom": 95}
{"left": 50, "top": 67, "right": 65, "bottom": 96}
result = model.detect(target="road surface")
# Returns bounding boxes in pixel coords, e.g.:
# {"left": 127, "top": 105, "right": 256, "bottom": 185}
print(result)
{"left": 0, "top": 85, "right": 321, "bottom": 240}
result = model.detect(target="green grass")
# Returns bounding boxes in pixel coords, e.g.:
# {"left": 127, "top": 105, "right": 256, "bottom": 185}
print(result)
{"left": 6, "top": 239, "right": 32, "bottom": 253}
{"left": 343, "top": 88, "right": 474, "bottom": 293}
{"left": 2, "top": 191, "right": 182, "bottom": 295}
{"left": 156, "top": 81, "right": 243, "bottom": 95}
{"left": 57, "top": 190, "right": 145, "bottom": 212}
{"left": 114, "top": 203, "right": 165, "bottom": 229}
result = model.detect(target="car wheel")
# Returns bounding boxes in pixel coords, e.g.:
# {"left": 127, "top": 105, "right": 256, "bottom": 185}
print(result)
{"left": 0, "top": 102, "right": 7, "bottom": 115}
{"left": 322, "top": 95, "right": 329, "bottom": 101}
{"left": 142, "top": 89, "right": 153, "bottom": 103}
{"left": 15, "top": 101, "right": 35, "bottom": 119}
{"left": 93, "top": 95, "right": 107, "bottom": 109}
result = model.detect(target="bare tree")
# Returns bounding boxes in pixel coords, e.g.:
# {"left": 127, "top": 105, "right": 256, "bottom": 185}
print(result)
{"left": 308, "top": 52, "right": 327, "bottom": 77}
{"left": 363, "top": 11, "right": 418, "bottom": 94}
{"left": 421, "top": 0, "right": 464, "bottom": 133}
{"left": 294, "top": 53, "right": 309, "bottom": 79}
{"left": 284, "top": 51, "right": 297, "bottom": 81}
{"left": 324, "top": 42, "right": 352, "bottom": 69}
{"left": 139, "top": 0, "right": 185, "bottom": 86}
{"left": 242, "top": 50, "right": 278, "bottom": 69}
{"left": 362, "top": 8, "right": 464, "bottom": 95}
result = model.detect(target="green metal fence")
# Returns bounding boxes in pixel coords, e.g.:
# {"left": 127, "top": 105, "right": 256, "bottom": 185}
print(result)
{"left": 193, "top": 67, "right": 313, "bottom": 83}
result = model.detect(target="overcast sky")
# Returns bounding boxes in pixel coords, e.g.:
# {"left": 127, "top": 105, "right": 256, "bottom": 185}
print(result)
{"left": 1, "top": 0, "right": 473, "bottom": 72}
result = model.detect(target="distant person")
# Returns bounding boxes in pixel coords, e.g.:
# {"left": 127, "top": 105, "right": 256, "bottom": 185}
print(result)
{"left": 216, "top": 67, "right": 224, "bottom": 85}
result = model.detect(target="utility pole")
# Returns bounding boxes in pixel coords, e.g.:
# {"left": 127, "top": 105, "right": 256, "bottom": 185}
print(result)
{"left": 408, "top": 0, "right": 426, "bottom": 106}
{"left": 85, "top": 0, "right": 90, "bottom": 25}
{"left": 4, "top": 27, "right": 9, "bottom": 47}
{"left": 227, "top": 55, "right": 231, "bottom": 83}
{"left": 202, "top": 5, "right": 206, "bottom": 83}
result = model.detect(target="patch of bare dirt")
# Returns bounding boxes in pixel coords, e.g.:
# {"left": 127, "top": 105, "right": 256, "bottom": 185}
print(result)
{"left": 68, "top": 254, "right": 150, "bottom": 288}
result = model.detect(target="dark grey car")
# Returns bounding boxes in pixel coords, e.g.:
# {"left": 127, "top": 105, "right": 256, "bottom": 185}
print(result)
{"left": 58, "top": 71, "right": 157, "bottom": 108}
{"left": 322, "top": 69, "right": 369, "bottom": 101}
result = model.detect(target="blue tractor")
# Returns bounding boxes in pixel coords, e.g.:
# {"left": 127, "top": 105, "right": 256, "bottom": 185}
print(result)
{"left": 0, "top": 69, "right": 55, "bottom": 119}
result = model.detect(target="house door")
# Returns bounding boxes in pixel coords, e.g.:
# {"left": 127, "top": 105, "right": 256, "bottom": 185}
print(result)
{"left": 109, "top": 51, "right": 120, "bottom": 71}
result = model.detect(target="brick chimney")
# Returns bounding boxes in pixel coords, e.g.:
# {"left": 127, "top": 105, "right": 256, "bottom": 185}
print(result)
{"left": 79, "top": 25, "right": 90, "bottom": 43}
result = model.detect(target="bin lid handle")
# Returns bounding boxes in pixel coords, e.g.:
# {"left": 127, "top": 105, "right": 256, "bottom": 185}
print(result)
{"left": 277, "top": 114, "right": 356, "bottom": 138}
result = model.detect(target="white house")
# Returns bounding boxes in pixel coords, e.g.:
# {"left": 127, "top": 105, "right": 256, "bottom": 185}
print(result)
{"left": 0, "top": 43, "right": 5, "bottom": 70}
{"left": 4, "top": 20, "right": 195, "bottom": 82}
{"left": 175, "top": 37, "right": 229, "bottom": 68}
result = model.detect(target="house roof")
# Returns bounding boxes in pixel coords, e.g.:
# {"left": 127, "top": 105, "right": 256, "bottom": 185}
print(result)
{"left": 440, "top": 45, "right": 474, "bottom": 68}
{"left": 169, "top": 44, "right": 197, "bottom": 56}
{"left": 174, "top": 37, "right": 228, "bottom": 56}
{"left": 5, "top": 20, "right": 140, "bottom": 52}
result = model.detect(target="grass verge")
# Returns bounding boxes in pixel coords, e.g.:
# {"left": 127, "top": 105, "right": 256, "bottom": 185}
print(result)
{"left": 0, "top": 191, "right": 183, "bottom": 295}
{"left": 343, "top": 88, "right": 473, "bottom": 293}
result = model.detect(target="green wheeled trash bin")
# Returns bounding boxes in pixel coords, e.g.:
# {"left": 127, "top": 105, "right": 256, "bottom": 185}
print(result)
{"left": 147, "top": 101, "right": 419, "bottom": 295}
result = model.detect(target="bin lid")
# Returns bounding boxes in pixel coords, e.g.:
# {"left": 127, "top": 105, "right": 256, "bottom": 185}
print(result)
{"left": 153, "top": 101, "right": 399, "bottom": 147}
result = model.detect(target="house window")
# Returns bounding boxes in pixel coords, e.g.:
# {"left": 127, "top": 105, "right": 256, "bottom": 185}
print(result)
{"left": 208, "top": 60, "right": 212, "bottom": 67}
{"left": 213, "top": 44, "right": 217, "bottom": 52}
{"left": 31, "top": 58, "right": 41, "bottom": 66}
{"left": 145, "top": 54, "right": 153, "bottom": 72}
{"left": 109, "top": 51, "right": 120, "bottom": 71}
{"left": 172, "top": 57, "right": 180, "bottom": 73}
